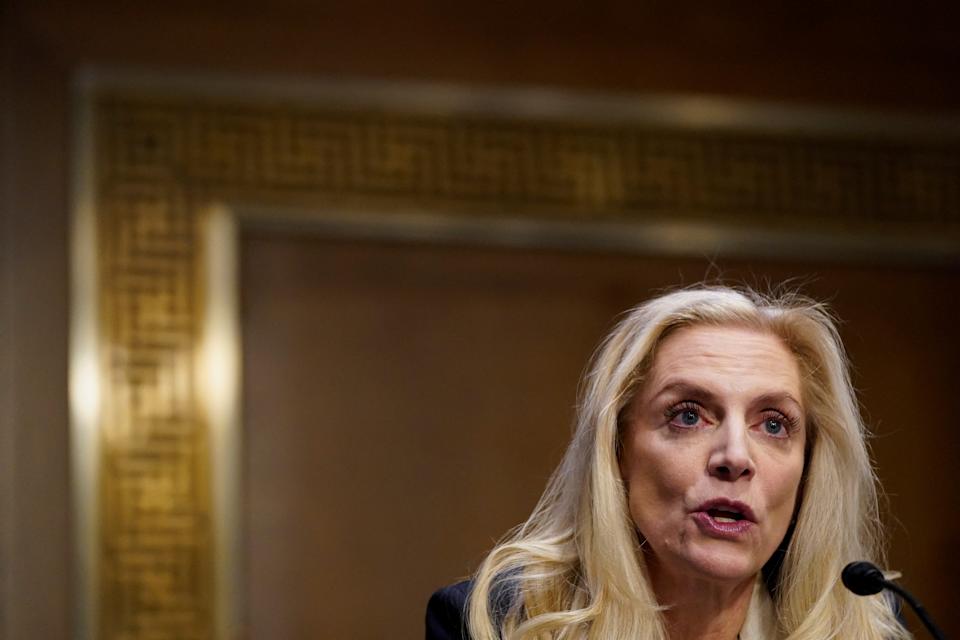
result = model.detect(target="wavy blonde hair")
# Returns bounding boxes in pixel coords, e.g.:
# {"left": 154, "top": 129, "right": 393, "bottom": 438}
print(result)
{"left": 468, "top": 285, "right": 909, "bottom": 640}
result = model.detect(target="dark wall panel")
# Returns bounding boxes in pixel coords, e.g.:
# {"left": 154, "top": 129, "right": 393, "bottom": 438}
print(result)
{"left": 241, "top": 232, "right": 959, "bottom": 638}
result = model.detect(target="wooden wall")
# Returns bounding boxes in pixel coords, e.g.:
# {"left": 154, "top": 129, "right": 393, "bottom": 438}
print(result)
{"left": 2, "top": 2, "right": 959, "bottom": 638}
{"left": 242, "top": 234, "right": 960, "bottom": 638}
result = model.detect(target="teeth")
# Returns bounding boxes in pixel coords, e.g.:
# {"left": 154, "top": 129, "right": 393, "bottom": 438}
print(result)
{"left": 714, "top": 516, "right": 737, "bottom": 523}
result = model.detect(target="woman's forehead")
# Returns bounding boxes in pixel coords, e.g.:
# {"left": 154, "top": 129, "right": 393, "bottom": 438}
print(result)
{"left": 642, "top": 325, "right": 803, "bottom": 403}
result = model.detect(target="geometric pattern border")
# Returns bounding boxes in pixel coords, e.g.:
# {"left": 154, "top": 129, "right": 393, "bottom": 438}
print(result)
{"left": 88, "top": 84, "right": 960, "bottom": 639}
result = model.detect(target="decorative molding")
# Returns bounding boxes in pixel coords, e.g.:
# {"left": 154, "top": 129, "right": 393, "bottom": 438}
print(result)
{"left": 74, "top": 73, "right": 960, "bottom": 640}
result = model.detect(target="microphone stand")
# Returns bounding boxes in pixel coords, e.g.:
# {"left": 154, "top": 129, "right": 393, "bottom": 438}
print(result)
{"left": 841, "top": 561, "right": 948, "bottom": 640}
{"left": 880, "top": 578, "right": 947, "bottom": 640}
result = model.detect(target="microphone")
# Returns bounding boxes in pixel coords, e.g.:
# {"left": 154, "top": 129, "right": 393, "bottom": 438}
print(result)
{"left": 841, "top": 561, "right": 886, "bottom": 595}
{"left": 841, "top": 561, "right": 947, "bottom": 640}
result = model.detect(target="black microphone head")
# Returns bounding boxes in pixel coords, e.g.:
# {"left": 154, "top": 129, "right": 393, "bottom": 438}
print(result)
{"left": 841, "top": 561, "right": 886, "bottom": 596}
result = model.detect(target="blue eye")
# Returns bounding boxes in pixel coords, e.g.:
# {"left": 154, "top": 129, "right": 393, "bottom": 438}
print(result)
{"left": 666, "top": 402, "right": 705, "bottom": 428}
{"left": 764, "top": 417, "right": 784, "bottom": 435}
{"left": 760, "top": 410, "right": 797, "bottom": 438}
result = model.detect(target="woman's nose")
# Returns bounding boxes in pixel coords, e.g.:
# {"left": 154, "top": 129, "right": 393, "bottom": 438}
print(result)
{"left": 708, "top": 422, "right": 755, "bottom": 481}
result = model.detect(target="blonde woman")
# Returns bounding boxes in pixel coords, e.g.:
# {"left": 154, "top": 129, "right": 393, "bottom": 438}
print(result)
{"left": 426, "top": 286, "right": 909, "bottom": 640}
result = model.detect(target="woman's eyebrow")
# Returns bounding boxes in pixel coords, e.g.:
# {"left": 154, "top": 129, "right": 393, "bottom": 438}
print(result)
{"left": 651, "top": 383, "right": 803, "bottom": 412}
{"left": 753, "top": 392, "right": 804, "bottom": 412}
{"left": 650, "top": 381, "right": 719, "bottom": 404}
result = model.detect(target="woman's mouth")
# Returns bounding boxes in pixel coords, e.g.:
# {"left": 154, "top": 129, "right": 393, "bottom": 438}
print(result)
{"left": 692, "top": 499, "right": 756, "bottom": 539}
{"left": 708, "top": 507, "right": 746, "bottom": 523}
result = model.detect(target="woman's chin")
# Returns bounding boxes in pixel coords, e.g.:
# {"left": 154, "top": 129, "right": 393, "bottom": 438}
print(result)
{"left": 676, "top": 542, "right": 765, "bottom": 584}
{"left": 644, "top": 536, "right": 767, "bottom": 587}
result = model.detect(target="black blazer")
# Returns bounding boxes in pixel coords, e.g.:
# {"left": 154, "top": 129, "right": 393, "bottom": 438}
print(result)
{"left": 427, "top": 577, "right": 906, "bottom": 639}
{"left": 425, "top": 581, "right": 473, "bottom": 640}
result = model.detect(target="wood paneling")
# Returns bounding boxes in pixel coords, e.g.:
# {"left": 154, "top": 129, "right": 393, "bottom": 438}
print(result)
{"left": 3, "top": 1, "right": 960, "bottom": 638}
{"left": 9, "top": 1, "right": 960, "bottom": 110}
{"left": 82, "top": 81, "right": 959, "bottom": 638}
{"left": 0, "top": 22, "right": 72, "bottom": 640}
{"left": 242, "top": 232, "right": 959, "bottom": 638}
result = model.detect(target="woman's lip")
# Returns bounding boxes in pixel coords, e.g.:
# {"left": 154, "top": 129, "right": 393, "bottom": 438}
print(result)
{"left": 694, "top": 498, "right": 757, "bottom": 523}
{"left": 692, "top": 511, "right": 755, "bottom": 539}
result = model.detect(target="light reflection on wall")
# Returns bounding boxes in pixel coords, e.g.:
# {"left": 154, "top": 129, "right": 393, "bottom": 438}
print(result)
{"left": 70, "top": 113, "right": 100, "bottom": 640}
{"left": 197, "top": 206, "right": 242, "bottom": 640}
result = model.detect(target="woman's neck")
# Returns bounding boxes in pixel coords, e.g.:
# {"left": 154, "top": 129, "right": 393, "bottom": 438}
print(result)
{"left": 649, "top": 566, "right": 756, "bottom": 640}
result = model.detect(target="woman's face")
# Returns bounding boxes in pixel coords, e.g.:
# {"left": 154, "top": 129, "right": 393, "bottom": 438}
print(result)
{"left": 619, "top": 324, "right": 807, "bottom": 587}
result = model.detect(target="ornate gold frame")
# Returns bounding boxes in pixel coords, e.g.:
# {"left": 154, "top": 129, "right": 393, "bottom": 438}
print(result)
{"left": 71, "top": 70, "right": 960, "bottom": 640}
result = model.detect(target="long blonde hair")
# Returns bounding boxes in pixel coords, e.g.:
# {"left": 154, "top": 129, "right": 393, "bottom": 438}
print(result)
{"left": 467, "top": 286, "right": 909, "bottom": 640}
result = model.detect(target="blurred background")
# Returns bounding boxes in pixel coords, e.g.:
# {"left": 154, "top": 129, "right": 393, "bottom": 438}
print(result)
{"left": 2, "top": 2, "right": 959, "bottom": 639}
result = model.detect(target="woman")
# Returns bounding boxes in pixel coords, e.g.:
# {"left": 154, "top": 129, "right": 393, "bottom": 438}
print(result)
{"left": 426, "top": 285, "right": 909, "bottom": 640}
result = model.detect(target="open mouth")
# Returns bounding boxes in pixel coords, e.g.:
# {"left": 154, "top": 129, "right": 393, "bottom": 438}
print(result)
{"left": 692, "top": 501, "right": 756, "bottom": 538}
{"left": 706, "top": 508, "right": 746, "bottom": 523}
{"left": 694, "top": 498, "right": 757, "bottom": 525}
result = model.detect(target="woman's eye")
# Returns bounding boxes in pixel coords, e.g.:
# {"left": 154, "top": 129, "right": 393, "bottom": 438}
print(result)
{"left": 761, "top": 412, "right": 792, "bottom": 438}
{"left": 667, "top": 403, "right": 704, "bottom": 428}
